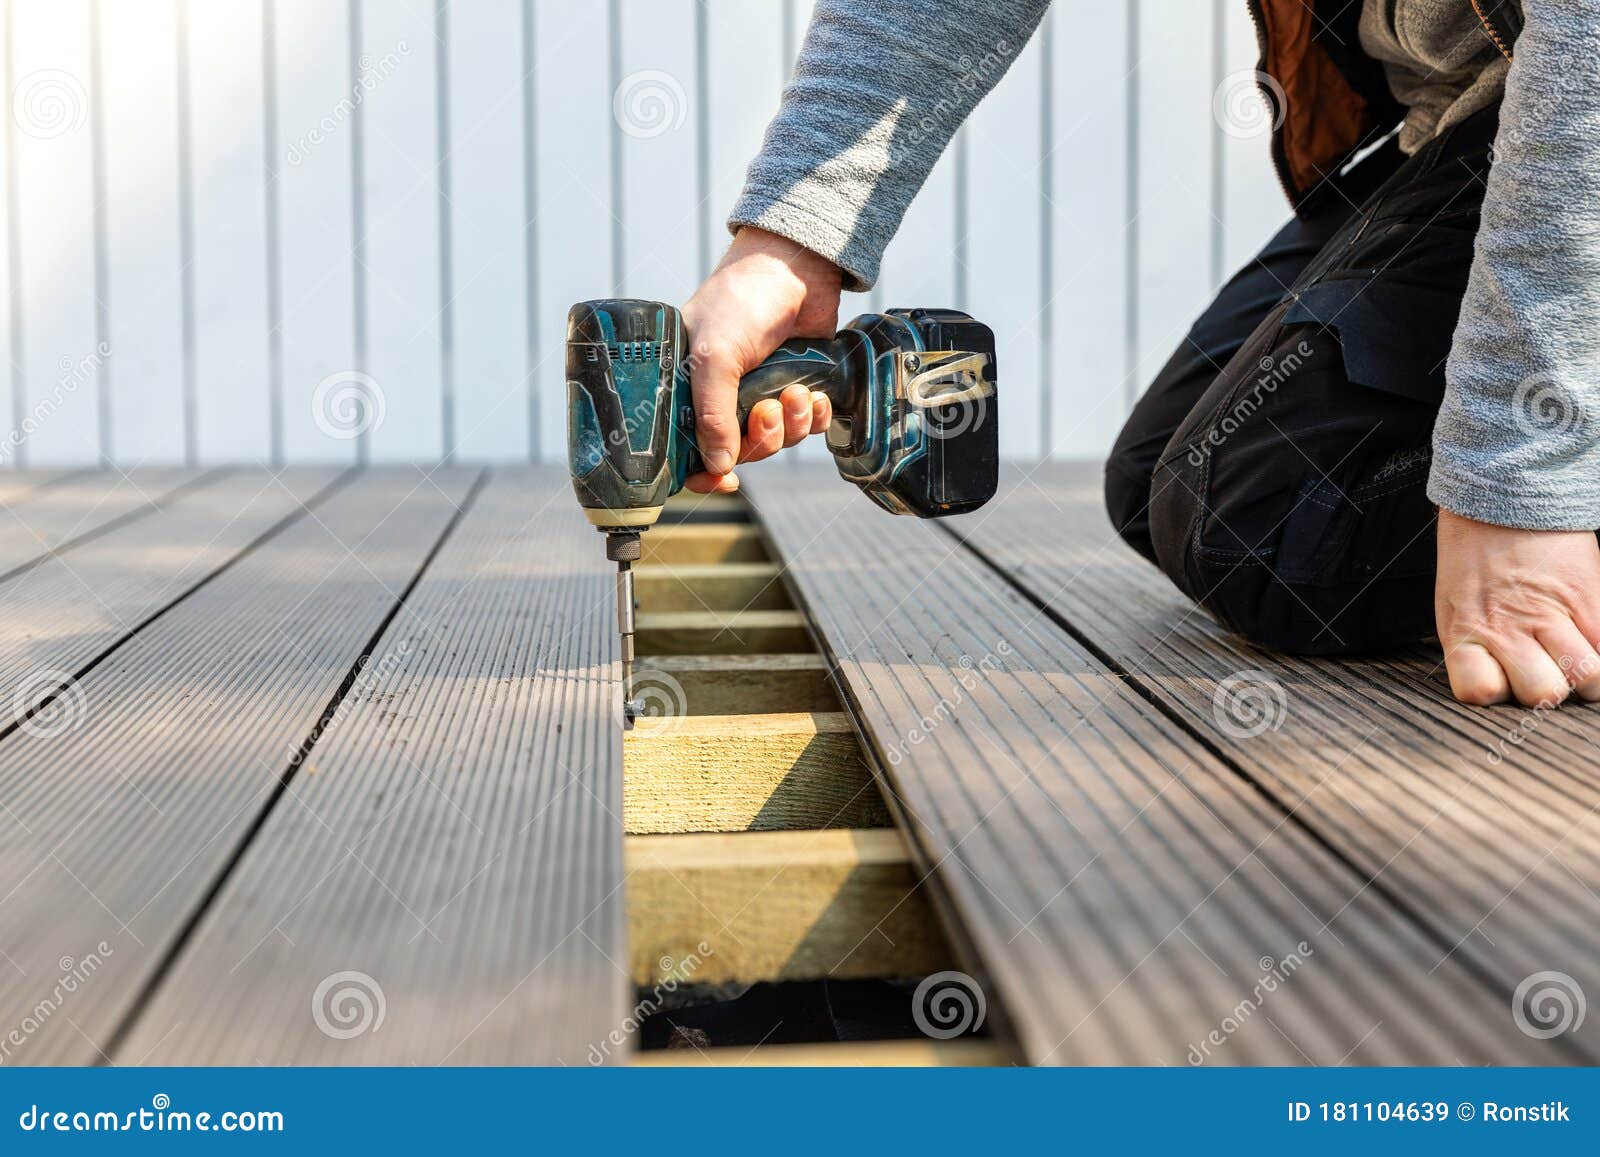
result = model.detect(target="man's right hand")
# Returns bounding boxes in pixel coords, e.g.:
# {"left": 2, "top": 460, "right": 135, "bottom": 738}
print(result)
{"left": 680, "top": 226, "right": 843, "bottom": 494}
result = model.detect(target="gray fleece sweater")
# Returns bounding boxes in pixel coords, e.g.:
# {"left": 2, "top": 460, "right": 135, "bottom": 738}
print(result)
{"left": 729, "top": 1, "right": 1600, "bottom": 533}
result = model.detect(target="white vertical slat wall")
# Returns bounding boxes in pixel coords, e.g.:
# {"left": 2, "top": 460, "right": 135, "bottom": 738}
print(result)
{"left": 0, "top": 0, "right": 1283, "bottom": 467}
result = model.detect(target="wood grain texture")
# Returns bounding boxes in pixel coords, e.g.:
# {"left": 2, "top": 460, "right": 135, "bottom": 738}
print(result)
{"left": 955, "top": 462, "right": 1600, "bottom": 1061}
{"left": 636, "top": 609, "right": 811, "bottom": 655}
{"left": 626, "top": 829, "right": 951, "bottom": 986}
{"left": 641, "top": 524, "right": 768, "bottom": 565}
{"left": 747, "top": 470, "right": 1554, "bottom": 1065}
{"left": 625, "top": 712, "right": 887, "bottom": 834}
{"left": 0, "top": 468, "right": 343, "bottom": 727}
{"left": 633, "top": 654, "right": 839, "bottom": 715}
{"left": 0, "top": 469, "right": 476, "bottom": 1063}
{"left": 119, "top": 468, "right": 625, "bottom": 1065}
{"left": 635, "top": 562, "right": 790, "bottom": 612}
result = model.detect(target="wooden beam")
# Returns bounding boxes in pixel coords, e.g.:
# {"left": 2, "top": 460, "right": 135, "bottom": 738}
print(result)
{"left": 657, "top": 492, "right": 750, "bottom": 524}
{"left": 625, "top": 829, "right": 951, "bottom": 986}
{"left": 634, "top": 561, "right": 790, "bottom": 612}
{"left": 635, "top": 609, "right": 810, "bottom": 655}
{"left": 640, "top": 523, "right": 768, "bottom": 564}
{"left": 634, "top": 654, "right": 838, "bottom": 715}
{"left": 635, "top": 1040, "right": 1008, "bottom": 1067}
{"left": 625, "top": 711, "right": 886, "bottom": 833}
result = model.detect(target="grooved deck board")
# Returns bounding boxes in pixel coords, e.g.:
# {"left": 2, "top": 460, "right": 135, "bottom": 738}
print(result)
{"left": 120, "top": 469, "right": 625, "bottom": 1065}
{"left": 0, "top": 468, "right": 87, "bottom": 506}
{"left": 955, "top": 462, "right": 1600, "bottom": 1060}
{"left": 0, "top": 469, "right": 478, "bottom": 1063}
{"left": 0, "top": 468, "right": 343, "bottom": 727}
{"left": 0, "top": 468, "right": 211, "bottom": 579}
{"left": 747, "top": 471, "right": 1553, "bottom": 1065}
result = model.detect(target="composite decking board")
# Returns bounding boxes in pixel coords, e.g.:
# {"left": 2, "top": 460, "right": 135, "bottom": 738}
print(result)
{"left": 0, "top": 468, "right": 344, "bottom": 725}
{"left": 122, "top": 468, "right": 626, "bottom": 1065}
{"left": 746, "top": 472, "right": 1550, "bottom": 1065}
{"left": 952, "top": 462, "right": 1600, "bottom": 1060}
{"left": 0, "top": 468, "right": 478, "bottom": 1064}
{"left": 0, "top": 467, "right": 214, "bottom": 580}
{"left": 0, "top": 468, "right": 91, "bottom": 505}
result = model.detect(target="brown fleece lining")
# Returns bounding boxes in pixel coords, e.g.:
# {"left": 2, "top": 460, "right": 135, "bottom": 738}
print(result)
{"left": 1259, "top": 0, "right": 1375, "bottom": 199}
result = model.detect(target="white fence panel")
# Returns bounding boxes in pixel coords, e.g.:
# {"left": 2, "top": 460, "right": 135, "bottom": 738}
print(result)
{"left": 9, "top": 0, "right": 100, "bottom": 464}
{"left": 0, "top": 0, "right": 1287, "bottom": 467}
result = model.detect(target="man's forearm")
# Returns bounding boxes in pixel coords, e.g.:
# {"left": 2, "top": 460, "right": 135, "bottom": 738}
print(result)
{"left": 728, "top": 0, "right": 1050, "bottom": 290}
{"left": 1430, "top": 1, "right": 1600, "bottom": 530}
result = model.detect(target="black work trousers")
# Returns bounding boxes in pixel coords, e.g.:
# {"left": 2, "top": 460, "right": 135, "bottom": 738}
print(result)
{"left": 1106, "top": 108, "right": 1498, "bottom": 655}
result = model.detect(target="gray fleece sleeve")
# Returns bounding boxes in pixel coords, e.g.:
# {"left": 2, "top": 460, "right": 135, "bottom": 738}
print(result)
{"left": 1429, "top": 3, "right": 1600, "bottom": 529}
{"left": 727, "top": 0, "right": 1050, "bottom": 291}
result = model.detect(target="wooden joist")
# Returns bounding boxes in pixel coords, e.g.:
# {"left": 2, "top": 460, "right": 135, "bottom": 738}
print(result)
{"left": 635, "top": 1039, "right": 1008, "bottom": 1067}
{"left": 633, "top": 654, "right": 839, "bottom": 715}
{"left": 624, "top": 711, "right": 886, "bottom": 833}
{"left": 640, "top": 523, "right": 767, "bottom": 565}
{"left": 626, "top": 829, "right": 950, "bottom": 987}
{"left": 633, "top": 561, "right": 789, "bottom": 612}
{"left": 636, "top": 609, "right": 811, "bottom": 655}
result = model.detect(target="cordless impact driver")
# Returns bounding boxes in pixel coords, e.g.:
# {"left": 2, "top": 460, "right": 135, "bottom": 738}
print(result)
{"left": 566, "top": 298, "right": 999, "bottom": 714}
